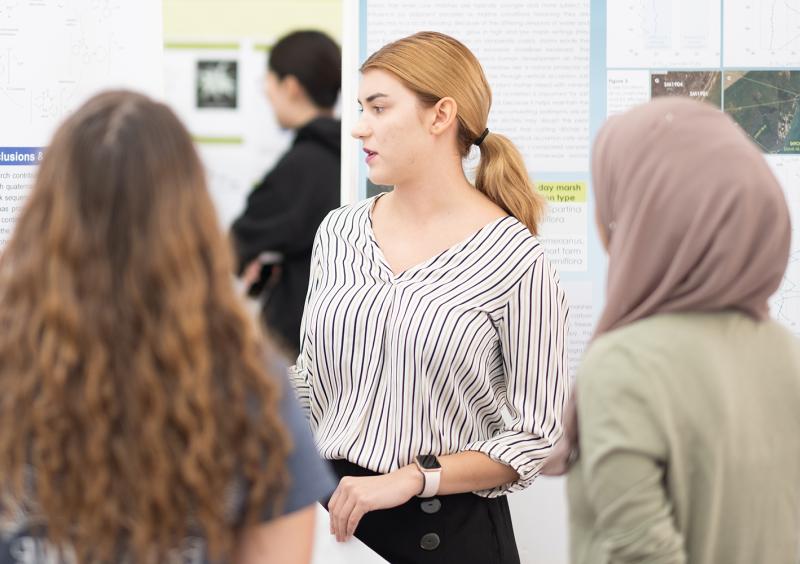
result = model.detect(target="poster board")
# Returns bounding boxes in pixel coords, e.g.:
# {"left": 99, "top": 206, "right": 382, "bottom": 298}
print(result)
{"left": 162, "top": 38, "right": 292, "bottom": 227}
{"left": 344, "top": 1, "right": 800, "bottom": 562}
{"left": 0, "top": 0, "right": 164, "bottom": 250}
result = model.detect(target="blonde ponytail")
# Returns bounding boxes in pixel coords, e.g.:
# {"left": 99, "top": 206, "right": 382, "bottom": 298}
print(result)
{"left": 475, "top": 132, "right": 546, "bottom": 235}
{"left": 362, "top": 31, "right": 546, "bottom": 235}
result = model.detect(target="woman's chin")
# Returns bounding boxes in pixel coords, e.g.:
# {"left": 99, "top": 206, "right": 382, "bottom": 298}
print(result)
{"left": 368, "top": 171, "right": 394, "bottom": 187}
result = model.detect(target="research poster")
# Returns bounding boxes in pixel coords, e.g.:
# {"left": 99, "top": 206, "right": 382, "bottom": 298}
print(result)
{"left": 356, "top": 0, "right": 800, "bottom": 373}
{"left": 0, "top": 0, "right": 164, "bottom": 250}
{"left": 353, "top": 2, "right": 800, "bottom": 561}
{"left": 358, "top": 0, "right": 596, "bottom": 386}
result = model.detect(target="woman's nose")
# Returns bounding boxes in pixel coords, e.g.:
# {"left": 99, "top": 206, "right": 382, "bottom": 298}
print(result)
{"left": 351, "top": 115, "right": 370, "bottom": 139}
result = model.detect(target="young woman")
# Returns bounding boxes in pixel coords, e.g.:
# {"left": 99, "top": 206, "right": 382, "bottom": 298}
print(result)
{"left": 290, "top": 32, "right": 569, "bottom": 563}
{"left": 0, "top": 90, "right": 335, "bottom": 564}
{"left": 566, "top": 98, "right": 800, "bottom": 563}
{"left": 232, "top": 30, "right": 342, "bottom": 357}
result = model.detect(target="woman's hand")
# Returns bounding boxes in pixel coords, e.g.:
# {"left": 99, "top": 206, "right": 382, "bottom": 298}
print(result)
{"left": 328, "top": 465, "right": 423, "bottom": 542}
{"left": 539, "top": 434, "right": 576, "bottom": 475}
{"left": 540, "top": 390, "right": 578, "bottom": 476}
{"left": 242, "top": 259, "right": 263, "bottom": 288}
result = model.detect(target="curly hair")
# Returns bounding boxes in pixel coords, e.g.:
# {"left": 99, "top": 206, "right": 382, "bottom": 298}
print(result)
{"left": 0, "top": 91, "right": 291, "bottom": 562}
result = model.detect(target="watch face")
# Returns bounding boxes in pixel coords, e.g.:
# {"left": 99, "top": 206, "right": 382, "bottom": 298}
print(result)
{"left": 417, "top": 454, "right": 441, "bottom": 470}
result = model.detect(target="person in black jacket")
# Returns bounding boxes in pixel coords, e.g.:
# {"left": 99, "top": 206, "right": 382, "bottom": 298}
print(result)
{"left": 232, "top": 30, "right": 341, "bottom": 357}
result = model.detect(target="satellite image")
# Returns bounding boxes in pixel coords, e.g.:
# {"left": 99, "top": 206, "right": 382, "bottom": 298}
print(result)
{"left": 723, "top": 71, "right": 800, "bottom": 154}
{"left": 651, "top": 71, "right": 722, "bottom": 107}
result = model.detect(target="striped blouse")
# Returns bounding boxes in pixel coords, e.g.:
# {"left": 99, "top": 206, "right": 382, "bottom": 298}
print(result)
{"left": 289, "top": 196, "right": 569, "bottom": 497}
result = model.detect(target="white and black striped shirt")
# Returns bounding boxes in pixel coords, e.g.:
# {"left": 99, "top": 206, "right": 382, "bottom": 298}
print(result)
{"left": 289, "top": 197, "right": 569, "bottom": 497}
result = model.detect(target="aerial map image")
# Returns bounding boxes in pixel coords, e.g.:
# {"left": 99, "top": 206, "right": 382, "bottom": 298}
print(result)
{"left": 651, "top": 71, "right": 722, "bottom": 107}
{"left": 724, "top": 71, "right": 800, "bottom": 154}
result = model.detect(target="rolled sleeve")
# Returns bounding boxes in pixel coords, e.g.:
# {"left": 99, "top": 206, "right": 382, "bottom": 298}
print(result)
{"left": 286, "top": 363, "right": 312, "bottom": 419}
{"left": 467, "top": 253, "right": 570, "bottom": 497}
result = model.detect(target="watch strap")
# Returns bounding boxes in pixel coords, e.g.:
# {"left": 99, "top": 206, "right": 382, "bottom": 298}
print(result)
{"left": 418, "top": 468, "right": 440, "bottom": 498}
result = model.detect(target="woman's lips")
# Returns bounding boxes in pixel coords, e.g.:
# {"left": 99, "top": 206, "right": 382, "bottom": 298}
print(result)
{"left": 364, "top": 148, "right": 378, "bottom": 164}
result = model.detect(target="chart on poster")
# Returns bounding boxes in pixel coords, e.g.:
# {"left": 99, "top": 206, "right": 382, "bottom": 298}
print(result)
{"left": 724, "top": 0, "right": 800, "bottom": 67}
{"left": 0, "top": 0, "right": 163, "bottom": 250}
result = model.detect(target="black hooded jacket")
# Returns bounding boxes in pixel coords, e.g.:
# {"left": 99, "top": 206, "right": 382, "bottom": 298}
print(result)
{"left": 232, "top": 116, "right": 341, "bottom": 354}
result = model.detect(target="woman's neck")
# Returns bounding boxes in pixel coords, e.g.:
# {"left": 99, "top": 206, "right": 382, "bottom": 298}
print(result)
{"left": 390, "top": 164, "right": 476, "bottom": 221}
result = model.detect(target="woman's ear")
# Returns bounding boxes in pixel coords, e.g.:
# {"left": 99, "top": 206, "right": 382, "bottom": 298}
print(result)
{"left": 429, "top": 96, "right": 459, "bottom": 136}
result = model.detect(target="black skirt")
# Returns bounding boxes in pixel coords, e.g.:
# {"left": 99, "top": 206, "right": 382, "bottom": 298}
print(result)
{"left": 326, "top": 459, "right": 521, "bottom": 564}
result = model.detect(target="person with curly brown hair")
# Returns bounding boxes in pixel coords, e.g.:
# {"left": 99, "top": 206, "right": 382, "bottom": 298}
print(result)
{"left": 0, "top": 90, "right": 335, "bottom": 564}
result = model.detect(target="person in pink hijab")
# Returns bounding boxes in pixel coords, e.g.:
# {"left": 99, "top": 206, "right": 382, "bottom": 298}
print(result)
{"left": 556, "top": 97, "right": 800, "bottom": 563}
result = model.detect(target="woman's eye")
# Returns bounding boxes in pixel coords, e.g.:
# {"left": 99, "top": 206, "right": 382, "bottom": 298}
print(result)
{"left": 373, "top": 106, "right": 384, "bottom": 114}
{"left": 357, "top": 107, "right": 364, "bottom": 113}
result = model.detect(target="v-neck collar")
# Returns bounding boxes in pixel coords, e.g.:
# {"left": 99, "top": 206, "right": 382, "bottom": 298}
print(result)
{"left": 364, "top": 193, "right": 510, "bottom": 281}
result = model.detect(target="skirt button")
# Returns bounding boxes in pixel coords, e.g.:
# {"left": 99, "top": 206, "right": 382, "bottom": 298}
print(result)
{"left": 420, "top": 532, "right": 441, "bottom": 551}
{"left": 420, "top": 498, "right": 442, "bottom": 514}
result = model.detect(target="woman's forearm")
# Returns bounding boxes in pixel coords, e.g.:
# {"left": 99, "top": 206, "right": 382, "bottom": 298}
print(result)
{"left": 405, "top": 450, "right": 519, "bottom": 496}
{"left": 328, "top": 451, "right": 519, "bottom": 541}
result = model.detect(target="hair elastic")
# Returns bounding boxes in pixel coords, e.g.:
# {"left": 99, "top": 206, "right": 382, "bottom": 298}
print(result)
{"left": 473, "top": 128, "right": 489, "bottom": 147}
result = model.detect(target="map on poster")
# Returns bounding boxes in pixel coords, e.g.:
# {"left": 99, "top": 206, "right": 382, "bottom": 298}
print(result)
{"left": 723, "top": 70, "right": 800, "bottom": 154}
{"left": 0, "top": 0, "right": 163, "bottom": 250}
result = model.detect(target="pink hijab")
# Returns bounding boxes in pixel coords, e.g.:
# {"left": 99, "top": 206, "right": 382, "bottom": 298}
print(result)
{"left": 541, "top": 97, "right": 791, "bottom": 475}
{"left": 594, "top": 97, "right": 790, "bottom": 334}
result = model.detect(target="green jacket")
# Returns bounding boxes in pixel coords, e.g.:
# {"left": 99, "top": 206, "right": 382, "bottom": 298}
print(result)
{"left": 568, "top": 312, "right": 800, "bottom": 564}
